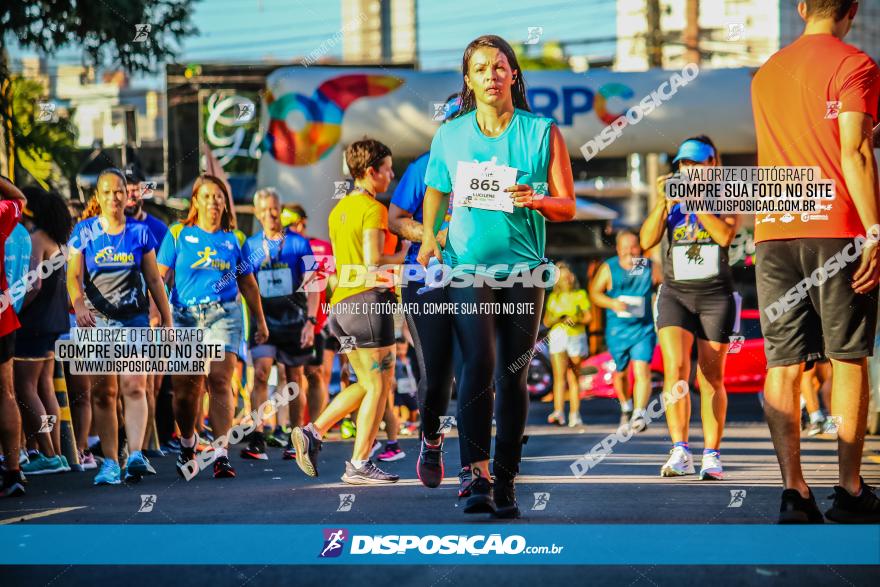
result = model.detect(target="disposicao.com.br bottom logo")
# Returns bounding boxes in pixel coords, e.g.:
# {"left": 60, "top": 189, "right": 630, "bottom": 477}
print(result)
{"left": 318, "top": 528, "right": 564, "bottom": 557}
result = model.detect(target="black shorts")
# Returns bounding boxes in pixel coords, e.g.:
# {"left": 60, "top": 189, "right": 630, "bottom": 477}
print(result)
{"left": 14, "top": 332, "right": 60, "bottom": 360}
{"left": 328, "top": 289, "right": 397, "bottom": 349}
{"left": 307, "top": 330, "right": 327, "bottom": 366}
{"left": 655, "top": 284, "right": 738, "bottom": 343}
{"left": 756, "top": 238, "right": 878, "bottom": 367}
{"left": 0, "top": 331, "right": 16, "bottom": 363}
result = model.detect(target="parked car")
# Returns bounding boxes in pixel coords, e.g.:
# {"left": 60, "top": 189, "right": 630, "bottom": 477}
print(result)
{"left": 528, "top": 309, "right": 766, "bottom": 400}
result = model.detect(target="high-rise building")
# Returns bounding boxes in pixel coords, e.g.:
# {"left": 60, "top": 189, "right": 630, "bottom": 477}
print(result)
{"left": 616, "top": 0, "right": 880, "bottom": 70}
{"left": 342, "top": 0, "right": 417, "bottom": 64}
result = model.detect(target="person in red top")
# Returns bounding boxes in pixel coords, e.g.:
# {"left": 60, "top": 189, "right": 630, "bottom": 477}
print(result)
{"left": 751, "top": 0, "right": 880, "bottom": 523}
{"left": 0, "top": 175, "right": 27, "bottom": 497}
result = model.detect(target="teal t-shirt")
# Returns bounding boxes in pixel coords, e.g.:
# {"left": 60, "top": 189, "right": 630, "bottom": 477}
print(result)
{"left": 424, "top": 108, "right": 553, "bottom": 277}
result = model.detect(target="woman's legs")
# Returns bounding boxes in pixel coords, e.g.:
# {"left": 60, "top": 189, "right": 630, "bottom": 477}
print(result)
{"left": 206, "top": 353, "right": 237, "bottom": 448}
{"left": 118, "top": 373, "right": 148, "bottom": 453}
{"left": 91, "top": 374, "right": 119, "bottom": 460}
{"left": 567, "top": 355, "right": 582, "bottom": 416}
{"left": 285, "top": 365, "right": 305, "bottom": 429}
{"left": 658, "top": 326, "right": 694, "bottom": 444}
{"left": 36, "top": 360, "right": 62, "bottom": 454}
{"left": 550, "top": 351, "right": 569, "bottom": 418}
{"left": 14, "top": 360, "right": 56, "bottom": 457}
{"left": 171, "top": 374, "right": 203, "bottom": 442}
{"left": 696, "top": 338, "right": 729, "bottom": 450}
{"left": 68, "top": 371, "right": 92, "bottom": 453}
{"left": 346, "top": 346, "right": 395, "bottom": 462}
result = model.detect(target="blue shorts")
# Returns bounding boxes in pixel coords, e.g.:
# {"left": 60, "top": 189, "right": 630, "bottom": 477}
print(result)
{"left": 94, "top": 312, "right": 150, "bottom": 329}
{"left": 173, "top": 301, "right": 242, "bottom": 354}
{"left": 608, "top": 333, "right": 656, "bottom": 371}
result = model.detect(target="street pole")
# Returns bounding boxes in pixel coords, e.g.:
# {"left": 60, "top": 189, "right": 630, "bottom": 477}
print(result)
{"left": 684, "top": 0, "right": 701, "bottom": 65}
{"left": 646, "top": 0, "right": 662, "bottom": 68}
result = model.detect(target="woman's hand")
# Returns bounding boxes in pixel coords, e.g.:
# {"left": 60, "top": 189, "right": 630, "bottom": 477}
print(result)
{"left": 656, "top": 173, "right": 677, "bottom": 215}
{"left": 610, "top": 299, "right": 629, "bottom": 314}
{"left": 300, "top": 324, "right": 315, "bottom": 349}
{"left": 417, "top": 233, "right": 443, "bottom": 267}
{"left": 254, "top": 320, "right": 269, "bottom": 345}
{"left": 506, "top": 184, "right": 542, "bottom": 209}
{"left": 74, "top": 304, "right": 96, "bottom": 327}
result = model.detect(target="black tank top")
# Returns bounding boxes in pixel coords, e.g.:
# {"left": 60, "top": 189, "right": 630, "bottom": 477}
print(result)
{"left": 661, "top": 204, "right": 733, "bottom": 293}
{"left": 19, "top": 251, "right": 70, "bottom": 335}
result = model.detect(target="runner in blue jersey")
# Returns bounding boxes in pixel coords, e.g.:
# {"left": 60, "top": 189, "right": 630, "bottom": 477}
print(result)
{"left": 589, "top": 230, "right": 657, "bottom": 432}
{"left": 640, "top": 136, "right": 739, "bottom": 481}
{"left": 418, "top": 35, "right": 575, "bottom": 518}
{"left": 67, "top": 168, "right": 173, "bottom": 485}
{"left": 158, "top": 175, "right": 268, "bottom": 480}
{"left": 242, "top": 187, "right": 318, "bottom": 461}
{"left": 124, "top": 164, "right": 169, "bottom": 457}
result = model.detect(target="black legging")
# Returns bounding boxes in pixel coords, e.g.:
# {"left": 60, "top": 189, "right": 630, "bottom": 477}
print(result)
{"left": 401, "top": 283, "right": 467, "bottom": 464}
{"left": 448, "top": 281, "right": 544, "bottom": 481}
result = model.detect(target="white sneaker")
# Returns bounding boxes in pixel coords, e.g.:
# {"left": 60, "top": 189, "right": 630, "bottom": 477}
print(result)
{"left": 568, "top": 412, "right": 583, "bottom": 428}
{"left": 547, "top": 410, "right": 566, "bottom": 426}
{"left": 699, "top": 452, "right": 723, "bottom": 480}
{"left": 660, "top": 446, "right": 695, "bottom": 477}
{"left": 630, "top": 413, "right": 648, "bottom": 433}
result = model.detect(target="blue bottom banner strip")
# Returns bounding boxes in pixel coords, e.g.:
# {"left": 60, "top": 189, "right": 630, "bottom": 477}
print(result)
{"left": 1, "top": 525, "right": 879, "bottom": 565}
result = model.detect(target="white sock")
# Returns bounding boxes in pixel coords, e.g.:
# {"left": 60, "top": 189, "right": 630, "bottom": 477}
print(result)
{"left": 307, "top": 423, "right": 323, "bottom": 440}
{"left": 180, "top": 435, "right": 196, "bottom": 448}
{"left": 214, "top": 447, "right": 228, "bottom": 458}
{"left": 351, "top": 458, "right": 368, "bottom": 469}
{"left": 809, "top": 410, "right": 826, "bottom": 424}
{"left": 622, "top": 399, "right": 633, "bottom": 412}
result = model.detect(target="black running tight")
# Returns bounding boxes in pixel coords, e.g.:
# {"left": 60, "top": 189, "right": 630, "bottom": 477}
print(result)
{"left": 447, "top": 282, "right": 544, "bottom": 480}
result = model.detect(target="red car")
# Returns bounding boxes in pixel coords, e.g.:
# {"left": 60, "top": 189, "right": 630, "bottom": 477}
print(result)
{"left": 527, "top": 309, "right": 766, "bottom": 400}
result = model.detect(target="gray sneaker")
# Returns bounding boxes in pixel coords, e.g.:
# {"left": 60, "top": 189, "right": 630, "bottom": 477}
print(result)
{"left": 341, "top": 460, "right": 399, "bottom": 485}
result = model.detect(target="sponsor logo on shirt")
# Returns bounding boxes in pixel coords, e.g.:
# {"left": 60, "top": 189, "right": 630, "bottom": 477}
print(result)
{"left": 94, "top": 246, "right": 136, "bottom": 266}
{"left": 191, "top": 246, "right": 231, "bottom": 271}
{"left": 185, "top": 235, "right": 199, "bottom": 244}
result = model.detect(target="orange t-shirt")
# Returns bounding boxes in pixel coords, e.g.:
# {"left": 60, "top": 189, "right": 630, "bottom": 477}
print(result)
{"left": 751, "top": 34, "right": 880, "bottom": 243}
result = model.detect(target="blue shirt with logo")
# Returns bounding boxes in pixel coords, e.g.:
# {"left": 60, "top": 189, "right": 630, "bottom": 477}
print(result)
{"left": 157, "top": 224, "right": 254, "bottom": 307}
{"left": 245, "top": 227, "right": 314, "bottom": 294}
{"left": 70, "top": 217, "right": 157, "bottom": 318}
{"left": 4, "top": 223, "right": 31, "bottom": 314}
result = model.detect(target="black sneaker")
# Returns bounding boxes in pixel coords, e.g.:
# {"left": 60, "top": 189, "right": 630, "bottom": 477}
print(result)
{"left": 462, "top": 468, "right": 495, "bottom": 514}
{"left": 282, "top": 443, "right": 297, "bottom": 460}
{"left": 241, "top": 433, "right": 268, "bottom": 461}
{"left": 779, "top": 488, "right": 824, "bottom": 524}
{"left": 213, "top": 455, "right": 236, "bottom": 479}
{"left": 493, "top": 476, "right": 520, "bottom": 519}
{"left": 458, "top": 466, "right": 472, "bottom": 498}
{"left": 341, "top": 460, "right": 399, "bottom": 485}
{"left": 825, "top": 478, "right": 880, "bottom": 524}
{"left": 417, "top": 435, "right": 444, "bottom": 489}
{"left": 1, "top": 469, "right": 26, "bottom": 498}
{"left": 291, "top": 426, "right": 322, "bottom": 477}
{"left": 176, "top": 442, "right": 198, "bottom": 480}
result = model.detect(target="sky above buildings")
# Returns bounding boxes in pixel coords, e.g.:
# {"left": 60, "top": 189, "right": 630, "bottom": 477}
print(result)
{"left": 9, "top": 0, "right": 618, "bottom": 86}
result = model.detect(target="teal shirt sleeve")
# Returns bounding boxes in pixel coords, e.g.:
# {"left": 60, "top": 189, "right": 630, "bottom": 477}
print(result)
{"left": 424, "top": 126, "right": 452, "bottom": 193}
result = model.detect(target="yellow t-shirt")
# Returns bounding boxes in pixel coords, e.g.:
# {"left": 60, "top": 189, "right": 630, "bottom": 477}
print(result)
{"left": 329, "top": 193, "right": 393, "bottom": 305}
{"left": 546, "top": 289, "right": 591, "bottom": 337}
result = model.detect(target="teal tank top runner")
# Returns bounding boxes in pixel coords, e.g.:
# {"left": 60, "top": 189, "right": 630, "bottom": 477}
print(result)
{"left": 605, "top": 256, "right": 655, "bottom": 347}
{"left": 424, "top": 108, "right": 554, "bottom": 278}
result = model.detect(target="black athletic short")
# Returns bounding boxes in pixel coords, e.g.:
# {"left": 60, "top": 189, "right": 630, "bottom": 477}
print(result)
{"left": 0, "top": 331, "right": 16, "bottom": 363}
{"left": 328, "top": 288, "right": 396, "bottom": 349}
{"left": 14, "top": 332, "right": 61, "bottom": 360}
{"left": 756, "top": 238, "right": 878, "bottom": 367}
{"left": 655, "top": 284, "right": 738, "bottom": 343}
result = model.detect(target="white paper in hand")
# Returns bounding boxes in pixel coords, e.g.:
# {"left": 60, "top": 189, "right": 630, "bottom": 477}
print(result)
{"left": 453, "top": 159, "right": 518, "bottom": 214}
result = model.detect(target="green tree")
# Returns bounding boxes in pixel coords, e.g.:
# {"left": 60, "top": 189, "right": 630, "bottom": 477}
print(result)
{"left": 10, "top": 76, "right": 78, "bottom": 188}
{"left": 513, "top": 41, "right": 571, "bottom": 71}
{"left": 0, "top": 0, "right": 199, "bottom": 179}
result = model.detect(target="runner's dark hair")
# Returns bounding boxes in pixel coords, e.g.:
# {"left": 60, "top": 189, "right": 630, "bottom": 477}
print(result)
{"left": 804, "top": 0, "right": 856, "bottom": 20}
{"left": 452, "top": 35, "right": 530, "bottom": 119}
{"left": 20, "top": 186, "right": 73, "bottom": 244}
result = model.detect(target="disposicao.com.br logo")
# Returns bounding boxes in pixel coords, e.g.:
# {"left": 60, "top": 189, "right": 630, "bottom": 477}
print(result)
{"left": 319, "top": 529, "right": 563, "bottom": 557}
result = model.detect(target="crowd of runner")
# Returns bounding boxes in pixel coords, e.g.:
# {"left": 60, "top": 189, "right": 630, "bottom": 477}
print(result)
{"left": 0, "top": 0, "right": 878, "bottom": 524}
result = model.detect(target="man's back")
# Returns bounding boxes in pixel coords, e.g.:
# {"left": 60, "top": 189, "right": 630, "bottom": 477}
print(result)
{"left": 752, "top": 34, "right": 880, "bottom": 242}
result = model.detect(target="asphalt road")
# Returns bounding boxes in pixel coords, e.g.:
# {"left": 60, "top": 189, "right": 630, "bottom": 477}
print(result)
{"left": 2, "top": 394, "right": 879, "bottom": 586}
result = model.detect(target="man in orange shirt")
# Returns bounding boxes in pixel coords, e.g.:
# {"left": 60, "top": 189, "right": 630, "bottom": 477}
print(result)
{"left": 752, "top": 0, "right": 880, "bottom": 523}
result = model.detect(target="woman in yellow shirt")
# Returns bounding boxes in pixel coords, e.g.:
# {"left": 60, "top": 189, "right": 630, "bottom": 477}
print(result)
{"left": 544, "top": 262, "right": 591, "bottom": 427}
